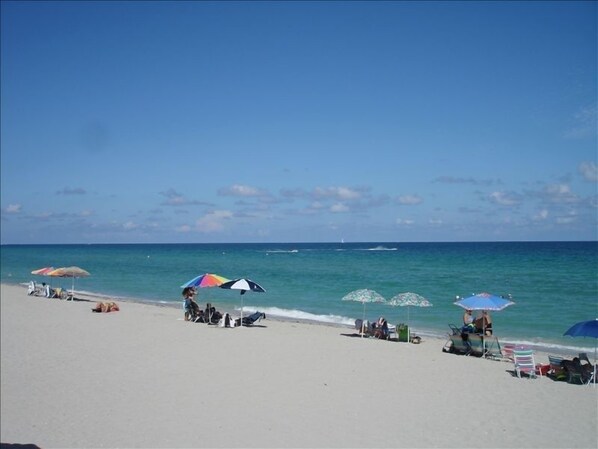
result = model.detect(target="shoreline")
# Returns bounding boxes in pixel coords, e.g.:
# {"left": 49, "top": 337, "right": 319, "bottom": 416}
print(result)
{"left": 1, "top": 283, "right": 596, "bottom": 448}
{"left": 7, "top": 281, "right": 592, "bottom": 357}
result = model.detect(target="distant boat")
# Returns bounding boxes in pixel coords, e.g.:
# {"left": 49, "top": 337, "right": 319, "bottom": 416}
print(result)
{"left": 341, "top": 238, "right": 345, "bottom": 244}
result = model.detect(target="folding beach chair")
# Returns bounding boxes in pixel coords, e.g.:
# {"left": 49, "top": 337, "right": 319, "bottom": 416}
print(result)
{"left": 240, "top": 311, "right": 266, "bottom": 326}
{"left": 513, "top": 349, "right": 540, "bottom": 379}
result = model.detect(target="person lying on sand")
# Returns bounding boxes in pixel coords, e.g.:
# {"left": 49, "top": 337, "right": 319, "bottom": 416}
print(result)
{"left": 91, "top": 301, "right": 120, "bottom": 313}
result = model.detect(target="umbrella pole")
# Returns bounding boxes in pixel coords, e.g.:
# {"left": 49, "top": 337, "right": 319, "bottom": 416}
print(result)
{"left": 407, "top": 306, "right": 410, "bottom": 342}
{"left": 362, "top": 302, "right": 366, "bottom": 338}
{"left": 240, "top": 296, "right": 244, "bottom": 327}
{"left": 594, "top": 342, "right": 597, "bottom": 386}
{"left": 71, "top": 277, "right": 75, "bottom": 301}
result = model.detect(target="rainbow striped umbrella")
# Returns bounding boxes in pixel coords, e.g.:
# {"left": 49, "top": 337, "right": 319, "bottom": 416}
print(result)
{"left": 180, "top": 273, "right": 230, "bottom": 289}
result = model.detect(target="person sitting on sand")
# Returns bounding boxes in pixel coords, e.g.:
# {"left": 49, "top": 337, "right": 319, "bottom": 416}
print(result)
{"left": 91, "top": 301, "right": 120, "bottom": 313}
{"left": 204, "top": 303, "right": 222, "bottom": 324}
{"left": 474, "top": 311, "right": 492, "bottom": 335}
{"left": 373, "top": 316, "right": 389, "bottom": 339}
{"left": 182, "top": 287, "right": 201, "bottom": 321}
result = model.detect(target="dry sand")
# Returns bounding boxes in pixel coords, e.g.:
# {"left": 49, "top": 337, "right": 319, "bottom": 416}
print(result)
{"left": 1, "top": 283, "right": 596, "bottom": 449}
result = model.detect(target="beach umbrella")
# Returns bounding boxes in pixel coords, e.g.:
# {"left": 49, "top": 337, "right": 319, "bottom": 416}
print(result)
{"left": 387, "top": 292, "right": 432, "bottom": 341}
{"left": 453, "top": 292, "right": 514, "bottom": 312}
{"left": 342, "top": 289, "right": 386, "bottom": 337}
{"left": 454, "top": 292, "right": 514, "bottom": 357}
{"left": 180, "top": 273, "right": 230, "bottom": 289}
{"left": 47, "top": 266, "right": 90, "bottom": 300}
{"left": 563, "top": 319, "right": 598, "bottom": 386}
{"left": 219, "top": 278, "right": 266, "bottom": 325}
{"left": 31, "top": 267, "right": 55, "bottom": 276}
{"left": 30, "top": 266, "right": 56, "bottom": 296}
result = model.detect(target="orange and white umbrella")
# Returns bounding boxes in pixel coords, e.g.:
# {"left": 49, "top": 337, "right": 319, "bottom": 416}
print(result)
{"left": 31, "top": 266, "right": 55, "bottom": 276}
{"left": 47, "top": 266, "right": 90, "bottom": 300}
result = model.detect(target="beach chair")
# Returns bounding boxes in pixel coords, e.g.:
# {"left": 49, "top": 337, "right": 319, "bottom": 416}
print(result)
{"left": 501, "top": 343, "right": 516, "bottom": 362}
{"left": 240, "top": 311, "right": 266, "bottom": 326}
{"left": 467, "top": 334, "right": 503, "bottom": 359}
{"left": 467, "top": 334, "right": 485, "bottom": 357}
{"left": 513, "top": 349, "right": 540, "bottom": 379}
{"left": 447, "top": 334, "right": 472, "bottom": 355}
{"left": 448, "top": 324, "right": 461, "bottom": 336}
{"left": 387, "top": 323, "right": 397, "bottom": 340}
{"left": 579, "top": 353, "right": 595, "bottom": 385}
{"left": 27, "top": 281, "right": 44, "bottom": 296}
{"left": 547, "top": 355, "right": 567, "bottom": 381}
{"left": 561, "top": 357, "right": 593, "bottom": 385}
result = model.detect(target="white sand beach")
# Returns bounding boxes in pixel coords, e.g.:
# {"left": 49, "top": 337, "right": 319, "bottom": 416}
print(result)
{"left": 1, "top": 283, "right": 596, "bottom": 449}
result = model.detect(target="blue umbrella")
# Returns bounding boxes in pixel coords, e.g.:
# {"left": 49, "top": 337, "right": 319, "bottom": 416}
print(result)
{"left": 454, "top": 292, "right": 515, "bottom": 357}
{"left": 563, "top": 319, "right": 598, "bottom": 338}
{"left": 453, "top": 292, "right": 514, "bottom": 311}
{"left": 563, "top": 319, "right": 597, "bottom": 386}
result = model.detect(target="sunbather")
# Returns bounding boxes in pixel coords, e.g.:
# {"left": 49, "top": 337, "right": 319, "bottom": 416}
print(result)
{"left": 91, "top": 301, "right": 120, "bottom": 313}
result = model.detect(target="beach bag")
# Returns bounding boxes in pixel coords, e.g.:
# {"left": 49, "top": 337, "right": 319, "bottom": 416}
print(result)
{"left": 218, "top": 313, "right": 235, "bottom": 328}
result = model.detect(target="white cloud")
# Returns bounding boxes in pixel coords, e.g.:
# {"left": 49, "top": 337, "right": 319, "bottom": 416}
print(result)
{"left": 219, "top": 184, "right": 264, "bottom": 197}
{"left": 123, "top": 221, "right": 139, "bottom": 230}
{"left": 579, "top": 161, "right": 598, "bottom": 182}
{"left": 396, "top": 195, "right": 423, "bottom": 205}
{"left": 160, "top": 188, "right": 211, "bottom": 206}
{"left": 565, "top": 105, "right": 597, "bottom": 139}
{"left": 5, "top": 204, "right": 21, "bottom": 214}
{"left": 175, "top": 224, "right": 191, "bottom": 233}
{"left": 543, "top": 184, "right": 579, "bottom": 203}
{"left": 56, "top": 187, "right": 86, "bottom": 195}
{"left": 330, "top": 203, "right": 349, "bottom": 213}
{"left": 428, "top": 218, "right": 443, "bottom": 225}
{"left": 489, "top": 191, "right": 520, "bottom": 206}
{"left": 533, "top": 209, "right": 549, "bottom": 221}
{"left": 314, "top": 186, "right": 362, "bottom": 200}
{"left": 556, "top": 211, "right": 578, "bottom": 225}
{"left": 195, "top": 210, "right": 233, "bottom": 232}
{"left": 396, "top": 218, "right": 414, "bottom": 225}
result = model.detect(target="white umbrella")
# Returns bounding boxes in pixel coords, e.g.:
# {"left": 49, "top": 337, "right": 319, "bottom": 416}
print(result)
{"left": 219, "top": 278, "right": 265, "bottom": 326}
{"left": 342, "top": 289, "right": 386, "bottom": 337}
{"left": 387, "top": 292, "right": 432, "bottom": 342}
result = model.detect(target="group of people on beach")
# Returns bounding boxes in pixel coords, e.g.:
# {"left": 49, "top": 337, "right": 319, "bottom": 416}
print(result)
{"left": 182, "top": 287, "right": 223, "bottom": 324}
{"left": 27, "top": 281, "right": 70, "bottom": 300}
{"left": 181, "top": 286, "right": 266, "bottom": 327}
{"left": 461, "top": 309, "right": 493, "bottom": 335}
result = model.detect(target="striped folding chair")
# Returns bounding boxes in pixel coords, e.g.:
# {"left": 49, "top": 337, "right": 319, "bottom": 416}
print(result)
{"left": 513, "top": 349, "right": 540, "bottom": 379}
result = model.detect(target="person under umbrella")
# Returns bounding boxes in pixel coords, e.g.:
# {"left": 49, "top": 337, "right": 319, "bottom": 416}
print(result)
{"left": 219, "top": 278, "right": 266, "bottom": 326}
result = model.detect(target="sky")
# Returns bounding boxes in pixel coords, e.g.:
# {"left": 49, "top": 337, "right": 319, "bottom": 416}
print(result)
{"left": 1, "top": 1, "right": 596, "bottom": 244}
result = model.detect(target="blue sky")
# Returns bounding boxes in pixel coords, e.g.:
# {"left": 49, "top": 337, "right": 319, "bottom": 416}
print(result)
{"left": 1, "top": 1, "right": 596, "bottom": 244}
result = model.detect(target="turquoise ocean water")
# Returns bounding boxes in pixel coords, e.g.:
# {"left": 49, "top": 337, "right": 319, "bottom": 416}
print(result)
{"left": 1, "top": 242, "right": 597, "bottom": 353}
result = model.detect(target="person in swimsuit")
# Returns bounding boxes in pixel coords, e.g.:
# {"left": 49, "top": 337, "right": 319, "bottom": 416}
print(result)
{"left": 462, "top": 309, "right": 475, "bottom": 333}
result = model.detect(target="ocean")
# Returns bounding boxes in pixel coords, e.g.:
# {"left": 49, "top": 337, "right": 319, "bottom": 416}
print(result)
{"left": 1, "top": 241, "right": 596, "bottom": 354}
